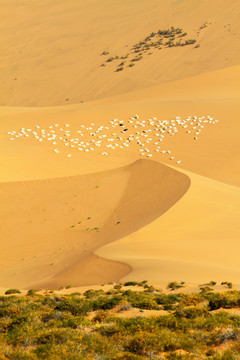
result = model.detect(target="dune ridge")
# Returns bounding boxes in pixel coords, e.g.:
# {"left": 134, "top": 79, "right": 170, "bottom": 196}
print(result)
{"left": 0, "top": 160, "right": 190, "bottom": 289}
{"left": 96, "top": 168, "right": 240, "bottom": 284}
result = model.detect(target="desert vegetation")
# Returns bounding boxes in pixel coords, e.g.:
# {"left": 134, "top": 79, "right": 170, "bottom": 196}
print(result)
{"left": 1, "top": 282, "right": 240, "bottom": 359}
{"left": 101, "top": 26, "right": 198, "bottom": 72}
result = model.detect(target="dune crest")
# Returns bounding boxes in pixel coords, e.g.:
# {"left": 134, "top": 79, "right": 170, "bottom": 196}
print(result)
{"left": 97, "top": 169, "right": 240, "bottom": 284}
{"left": 0, "top": 160, "right": 190, "bottom": 289}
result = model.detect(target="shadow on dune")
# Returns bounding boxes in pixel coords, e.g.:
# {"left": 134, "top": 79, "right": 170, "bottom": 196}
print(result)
{"left": 33, "top": 159, "right": 190, "bottom": 289}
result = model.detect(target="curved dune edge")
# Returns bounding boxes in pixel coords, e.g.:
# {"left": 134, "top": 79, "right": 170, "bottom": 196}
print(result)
{"left": 96, "top": 168, "right": 240, "bottom": 285}
{"left": 30, "top": 254, "right": 133, "bottom": 290}
{"left": 0, "top": 159, "right": 190, "bottom": 289}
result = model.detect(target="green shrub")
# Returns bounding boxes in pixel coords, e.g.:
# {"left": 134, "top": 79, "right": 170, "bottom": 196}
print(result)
{"left": 167, "top": 282, "right": 184, "bottom": 291}
{"left": 55, "top": 298, "right": 91, "bottom": 315}
{"left": 1, "top": 285, "right": 240, "bottom": 359}
{"left": 185, "top": 39, "right": 196, "bottom": 45}
{"left": 125, "top": 337, "right": 145, "bottom": 355}
{"left": 208, "top": 293, "right": 240, "bottom": 310}
{"left": 201, "top": 281, "right": 217, "bottom": 286}
{"left": 130, "top": 56, "right": 143, "bottom": 62}
{"left": 92, "top": 310, "right": 109, "bottom": 323}
{"left": 221, "top": 281, "right": 233, "bottom": 289}
{"left": 92, "top": 296, "right": 122, "bottom": 310}
{"left": 84, "top": 289, "right": 104, "bottom": 298}
{"left": 155, "top": 293, "right": 179, "bottom": 305}
{"left": 124, "top": 281, "right": 138, "bottom": 287}
{"left": 174, "top": 307, "right": 209, "bottom": 319}
{"left": 132, "top": 297, "right": 159, "bottom": 310}
{"left": 144, "top": 285, "right": 155, "bottom": 293}
{"left": 27, "top": 289, "right": 38, "bottom": 296}
{"left": 114, "top": 284, "right": 122, "bottom": 290}
{"left": 199, "top": 286, "right": 213, "bottom": 294}
{"left": 5, "top": 289, "right": 21, "bottom": 295}
{"left": 106, "top": 57, "right": 114, "bottom": 62}
{"left": 36, "top": 329, "right": 77, "bottom": 345}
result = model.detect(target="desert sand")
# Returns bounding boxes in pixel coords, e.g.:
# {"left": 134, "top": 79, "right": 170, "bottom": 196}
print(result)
{"left": 0, "top": 0, "right": 240, "bottom": 290}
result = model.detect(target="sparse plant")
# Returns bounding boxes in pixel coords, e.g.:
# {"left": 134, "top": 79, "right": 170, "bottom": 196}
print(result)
{"left": 185, "top": 39, "right": 196, "bottom": 45}
{"left": 221, "top": 281, "right": 233, "bottom": 289}
{"left": 201, "top": 281, "right": 217, "bottom": 287}
{"left": 27, "top": 289, "right": 38, "bottom": 296}
{"left": 5, "top": 288, "right": 21, "bottom": 295}
{"left": 167, "top": 282, "right": 184, "bottom": 291}
{"left": 124, "top": 281, "right": 138, "bottom": 286}
{"left": 106, "top": 57, "right": 114, "bottom": 62}
{"left": 199, "top": 286, "right": 213, "bottom": 294}
{"left": 116, "top": 66, "right": 124, "bottom": 72}
{"left": 130, "top": 55, "right": 143, "bottom": 62}
{"left": 114, "top": 284, "right": 122, "bottom": 290}
{"left": 93, "top": 310, "right": 109, "bottom": 323}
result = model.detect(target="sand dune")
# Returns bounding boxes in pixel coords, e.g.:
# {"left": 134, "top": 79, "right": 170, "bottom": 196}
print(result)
{"left": 1, "top": 66, "right": 239, "bottom": 287}
{"left": 0, "top": 160, "right": 189, "bottom": 289}
{"left": 1, "top": 66, "right": 239, "bottom": 186}
{"left": 1, "top": 65, "right": 239, "bottom": 288}
{"left": 96, "top": 169, "right": 240, "bottom": 284}
{"left": 1, "top": 0, "right": 240, "bottom": 106}
{"left": 0, "top": 0, "right": 239, "bottom": 290}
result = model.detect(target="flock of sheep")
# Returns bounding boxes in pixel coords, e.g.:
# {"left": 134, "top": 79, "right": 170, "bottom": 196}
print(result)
{"left": 7, "top": 114, "right": 219, "bottom": 164}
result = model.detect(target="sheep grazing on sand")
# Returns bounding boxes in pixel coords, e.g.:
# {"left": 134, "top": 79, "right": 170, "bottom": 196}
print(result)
{"left": 7, "top": 114, "right": 218, "bottom": 161}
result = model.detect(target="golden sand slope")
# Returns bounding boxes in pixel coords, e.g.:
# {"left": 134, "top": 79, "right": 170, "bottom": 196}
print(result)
{"left": 1, "top": 62, "right": 240, "bottom": 287}
{"left": 1, "top": 65, "right": 240, "bottom": 186}
{"left": 1, "top": 0, "right": 240, "bottom": 288}
{"left": 1, "top": 0, "right": 240, "bottom": 106}
{"left": 0, "top": 160, "right": 190, "bottom": 289}
{"left": 97, "top": 169, "right": 240, "bottom": 284}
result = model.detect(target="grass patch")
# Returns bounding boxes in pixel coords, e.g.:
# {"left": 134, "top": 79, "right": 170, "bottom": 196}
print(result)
{"left": 103, "top": 26, "right": 197, "bottom": 72}
{"left": 5, "top": 289, "right": 21, "bottom": 295}
{"left": 1, "top": 284, "right": 240, "bottom": 358}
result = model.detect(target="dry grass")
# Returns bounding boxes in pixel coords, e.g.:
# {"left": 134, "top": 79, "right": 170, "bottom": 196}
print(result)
{"left": 1, "top": 285, "right": 240, "bottom": 359}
